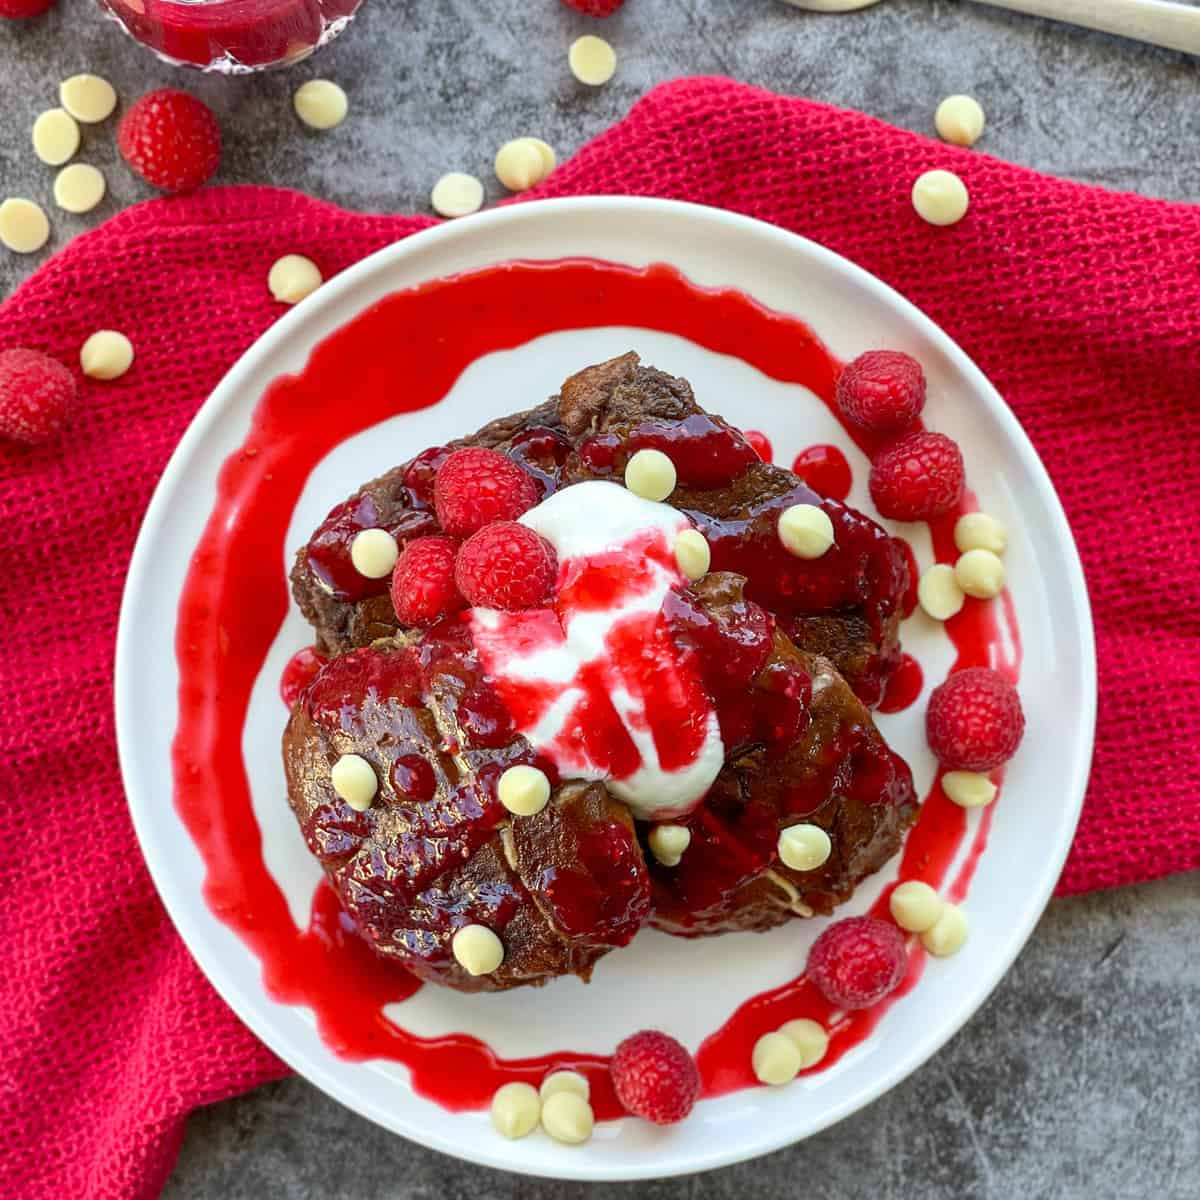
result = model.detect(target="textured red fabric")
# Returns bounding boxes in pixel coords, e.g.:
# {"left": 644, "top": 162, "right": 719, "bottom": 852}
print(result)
{"left": 1, "top": 77, "right": 1197, "bottom": 1200}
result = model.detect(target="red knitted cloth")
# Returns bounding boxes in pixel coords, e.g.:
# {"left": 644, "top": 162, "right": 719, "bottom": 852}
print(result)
{"left": 1, "top": 78, "right": 1197, "bottom": 1200}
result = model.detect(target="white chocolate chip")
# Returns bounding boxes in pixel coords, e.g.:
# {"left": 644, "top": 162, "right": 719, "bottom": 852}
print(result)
{"left": 954, "top": 548, "right": 1006, "bottom": 599}
{"left": 498, "top": 764, "right": 551, "bottom": 817}
{"left": 494, "top": 139, "right": 548, "bottom": 192}
{"left": 889, "top": 880, "right": 944, "bottom": 933}
{"left": 674, "top": 529, "right": 711, "bottom": 581}
{"left": 778, "top": 1018, "right": 829, "bottom": 1069}
{"left": 648, "top": 823, "right": 692, "bottom": 868}
{"left": 935, "top": 95, "right": 986, "bottom": 147}
{"left": 60, "top": 74, "right": 118, "bottom": 124}
{"left": 777, "top": 824, "right": 832, "bottom": 872}
{"left": 752, "top": 1031, "right": 802, "bottom": 1086}
{"left": 431, "top": 172, "right": 484, "bottom": 219}
{"left": 330, "top": 753, "right": 377, "bottom": 811}
{"left": 490, "top": 1082, "right": 540, "bottom": 1140}
{"left": 540, "top": 1090, "right": 594, "bottom": 1144}
{"left": 80, "top": 330, "right": 133, "bottom": 380}
{"left": 54, "top": 163, "right": 106, "bottom": 214}
{"left": 268, "top": 254, "right": 323, "bottom": 304}
{"left": 539, "top": 1070, "right": 590, "bottom": 1103}
{"left": 32, "top": 109, "right": 80, "bottom": 166}
{"left": 522, "top": 137, "right": 557, "bottom": 176}
{"left": 452, "top": 924, "right": 505, "bottom": 976}
{"left": 912, "top": 169, "right": 970, "bottom": 227}
{"left": 568, "top": 35, "right": 617, "bottom": 86}
{"left": 917, "top": 562, "right": 965, "bottom": 621}
{"left": 942, "top": 770, "right": 997, "bottom": 809}
{"left": 349, "top": 528, "right": 399, "bottom": 579}
{"left": 293, "top": 79, "right": 348, "bottom": 130}
{"left": 778, "top": 503, "right": 835, "bottom": 559}
{"left": 624, "top": 448, "right": 676, "bottom": 502}
{"left": 921, "top": 902, "right": 969, "bottom": 957}
{"left": 0, "top": 199, "right": 50, "bottom": 254}
{"left": 954, "top": 511, "right": 1007, "bottom": 556}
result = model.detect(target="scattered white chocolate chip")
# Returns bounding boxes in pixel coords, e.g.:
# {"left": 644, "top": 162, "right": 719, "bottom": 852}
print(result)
{"left": 330, "top": 753, "right": 378, "bottom": 812}
{"left": 674, "top": 528, "right": 711, "bottom": 581}
{"left": 539, "top": 1070, "right": 590, "bottom": 1103}
{"left": 268, "top": 254, "right": 323, "bottom": 304}
{"left": 917, "top": 562, "right": 965, "bottom": 621}
{"left": 752, "top": 1031, "right": 802, "bottom": 1086}
{"left": 0, "top": 199, "right": 50, "bottom": 254}
{"left": 53, "top": 163, "right": 106, "bottom": 214}
{"left": 522, "top": 137, "right": 557, "bottom": 177}
{"left": 778, "top": 1018, "right": 829, "bottom": 1070}
{"left": 778, "top": 503, "right": 835, "bottom": 559}
{"left": 889, "top": 880, "right": 944, "bottom": 933}
{"left": 777, "top": 824, "right": 832, "bottom": 872}
{"left": 32, "top": 108, "right": 80, "bottom": 166}
{"left": 490, "top": 1082, "right": 541, "bottom": 1140}
{"left": 648, "top": 823, "right": 692, "bottom": 868}
{"left": 568, "top": 35, "right": 617, "bottom": 86}
{"left": 60, "top": 74, "right": 118, "bottom": 124}
{"left": 624, "top": 448, "right": 676, "bottom": 502}
{"left": 954, "top": 548, "right": 1006, "bottom": 599}
{"left": 80, "top": 330, "right": 133, "bottom": 380}
{"left": 912, "top": 169, "right": 970, "bottom": 227}
{"left": 942, "top": 770, "right": 997, "bottom": 809}
{"left": 431, "top": 171, "right": 484, "bottom": 219}
{"left": 451, "top": 924, "right": 505, "bottom": 976}
{"left": 921, "top": 902, "right": 969, "bottom": 957}
{"left": 935, "top": 95, "right": 986, "bottom": 147}
{"left": 293, "top": 79, "right": 348, "bottom": 130}
{"left": 498, "top": 764, "right": 551, "bottom": 817}
{"left": 494, "top": 138, "right": 548, "bottom": 192}
{"left": 954, "top": 511, "right": 1007, "bottom": 556}
{"left": 349, "top": 528, "right": 399, "bottom": 579}
{"left": 540, "top": 1090, "right": 594, "bottom": 1145}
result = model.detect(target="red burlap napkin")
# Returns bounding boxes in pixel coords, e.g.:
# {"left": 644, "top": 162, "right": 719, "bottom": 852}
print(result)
{"left": 1, "top": 78, "right": 1197, "bottom": 1200}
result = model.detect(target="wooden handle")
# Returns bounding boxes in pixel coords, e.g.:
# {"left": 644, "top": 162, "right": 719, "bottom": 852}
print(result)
{"left": 977, "top": 0, "right": 1200, "bottom": 54}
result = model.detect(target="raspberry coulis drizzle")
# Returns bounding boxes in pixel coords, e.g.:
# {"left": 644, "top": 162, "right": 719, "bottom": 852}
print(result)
{"left": 172, "top": 258, "right": 1020, "bottom": 1119}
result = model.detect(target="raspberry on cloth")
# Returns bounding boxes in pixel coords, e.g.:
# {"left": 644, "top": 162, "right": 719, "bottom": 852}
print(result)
{"left": 1, "top": 77, "right": 1199, "bottom": 1200}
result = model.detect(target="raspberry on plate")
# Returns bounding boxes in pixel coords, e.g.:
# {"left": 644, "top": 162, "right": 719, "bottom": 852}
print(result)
{"left": 836, "top": 350, "right": 926, "bottom": 435}
{"left": 869, "top": 431, "right": 964, "bottom": 521}
{"left": 455, "top": 522, "right": 556, "bottom": 611}
{"left": 0, "top": 348, "right": 76, "bottom": 446}
{"left": 0, "top": 0, "right": 55, "bottom": 17}
{"left": 433, "top": 447, "right": 539, "bottom": 538}
{"left": 560, "top": 0, "right": 625, "bottom": 15}
{"left": 610, "top": 1030, "right": 701, "bottom": 1125}
{"left": 118, "top": 89, "right": 221, "bottom": 194}
{"left": 390, "top": 536, "right": 465, "bottom": 627}
{"left": 927, "top": 666, "right": 1024, "bottom": 771}
{"left": 806, "top": 916, "right": 907, "bottom": 1010}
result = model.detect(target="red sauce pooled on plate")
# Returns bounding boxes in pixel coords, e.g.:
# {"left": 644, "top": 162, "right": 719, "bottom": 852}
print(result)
{"left": 172, "top": 259, "right": 1021, "bottom": 1116}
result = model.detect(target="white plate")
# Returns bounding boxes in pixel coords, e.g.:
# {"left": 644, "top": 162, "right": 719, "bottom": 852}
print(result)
{"left": 115, "top": 198, "right": 1095, "bottom": 1181}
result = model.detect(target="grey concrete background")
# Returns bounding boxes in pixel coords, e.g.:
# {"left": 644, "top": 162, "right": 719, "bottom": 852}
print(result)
{"left": 3, "top": 0, "right": 1198, "bottom": 1196}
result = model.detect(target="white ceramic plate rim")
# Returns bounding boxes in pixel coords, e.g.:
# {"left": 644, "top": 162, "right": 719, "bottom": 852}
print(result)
{"left": 115, "top": 197, "right": 1096, "bottom": 1181}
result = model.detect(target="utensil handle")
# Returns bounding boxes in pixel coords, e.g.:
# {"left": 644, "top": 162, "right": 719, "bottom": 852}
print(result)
{"left": 977, "top": 0, "right": 1200, "bottom": 54}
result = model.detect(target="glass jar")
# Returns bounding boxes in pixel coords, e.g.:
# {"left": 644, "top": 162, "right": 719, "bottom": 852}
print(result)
{"left": 99, "top": 0, "right": 362, "bottom": 72}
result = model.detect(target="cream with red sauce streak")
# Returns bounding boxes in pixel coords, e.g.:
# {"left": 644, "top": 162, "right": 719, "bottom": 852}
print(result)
{"left": 173, "top": 258, "right": 1019, "bottom": 1117}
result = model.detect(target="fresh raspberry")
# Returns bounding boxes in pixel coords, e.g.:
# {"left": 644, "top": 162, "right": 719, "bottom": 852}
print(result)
{"left": 455, "top": 522, "right": 557, "bottom": 611}
{"left": 836, "top": 350, "right": 926, "bottom": 434}
{"left": 807, "top": 916, "right": 908, "bottom": 1010}
{"left": 390, "top": 536, "right": 465, "bottom": 627}
{"left": 433, "top": 448, "right": 539, "bottom": 538}
{"left": 869, "top": 431, "right": 964, "bottom": 521}
{"left": 610, "top": 1030, "right": 701, "bottom": 1125}
{"left": 926, "top": 667, "right": 1024, "bottom": 771}
{"left": 0, "top": 349, "right": 76, "bottom": 446}
{"left": 118, "top": 89, "right": 221, "bottom": 194}
{"left": 560, "top": 0, "right": 624, "bottom": 15}
{"left": 0, "top": 0, "right": 55, "bottom": 17}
